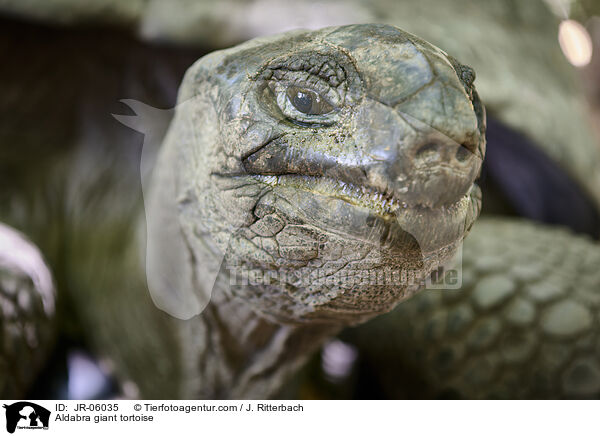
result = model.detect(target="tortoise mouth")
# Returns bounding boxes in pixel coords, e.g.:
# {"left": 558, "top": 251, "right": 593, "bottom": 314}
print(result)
{"left": 248, "top": 173, "right": 479, "bottom": 218}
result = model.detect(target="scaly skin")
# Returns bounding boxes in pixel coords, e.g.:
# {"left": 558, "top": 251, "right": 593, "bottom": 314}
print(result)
{"left": 343, "top": 218, "right": 600, "bottom": 399}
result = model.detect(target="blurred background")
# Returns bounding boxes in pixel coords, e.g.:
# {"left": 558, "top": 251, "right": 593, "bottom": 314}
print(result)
{"left": 1, "top": 0, "right": 599, "bottom": 399}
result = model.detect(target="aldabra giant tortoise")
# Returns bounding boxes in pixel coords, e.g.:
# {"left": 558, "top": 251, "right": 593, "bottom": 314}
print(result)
{"left": 1, "top": 0, "right": 599, "bottom": 399}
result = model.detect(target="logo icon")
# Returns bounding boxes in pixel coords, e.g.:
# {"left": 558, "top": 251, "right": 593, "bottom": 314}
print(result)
{"left": 3, "top": 402, "right": 50, "bottom": 433}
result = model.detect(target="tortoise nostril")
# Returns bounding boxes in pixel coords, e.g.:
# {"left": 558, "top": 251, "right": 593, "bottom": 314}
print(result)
{"left": 416, "top": 142, "right": 440, "bottom": 160}
{"left": 455, "top": 145, "right": 472, "bottom": 162}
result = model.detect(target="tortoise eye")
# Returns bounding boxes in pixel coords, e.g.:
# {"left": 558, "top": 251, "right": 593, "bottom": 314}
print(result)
{"left": 286, "top": 86, "right": 334, "bottom": 115}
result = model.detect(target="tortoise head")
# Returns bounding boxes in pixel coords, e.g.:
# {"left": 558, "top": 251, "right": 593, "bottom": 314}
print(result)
{"left": 153, "top": 24, "right": 485, "bottom": 323}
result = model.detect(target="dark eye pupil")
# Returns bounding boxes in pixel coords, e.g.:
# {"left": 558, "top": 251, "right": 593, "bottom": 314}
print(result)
{"left": 292, "top": 91, "right": 313, "bottom": 113}
{"left": 284, "top": 86, "right": 334, "bottom": 118}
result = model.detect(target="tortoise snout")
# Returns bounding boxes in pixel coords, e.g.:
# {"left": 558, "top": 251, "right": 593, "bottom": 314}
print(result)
{"left": 390, "top": 131, "right": 483, "bottom": 208}
{"left": 363, "top": 124, "right": 484, "bottom": 209}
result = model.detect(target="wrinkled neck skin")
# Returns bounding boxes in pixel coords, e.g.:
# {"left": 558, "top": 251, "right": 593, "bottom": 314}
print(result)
{"left": 169, "top": 230, "right": 442, "bottom": 400}
{"left": 183, "top": 280, "right": 342, "bottom": 399}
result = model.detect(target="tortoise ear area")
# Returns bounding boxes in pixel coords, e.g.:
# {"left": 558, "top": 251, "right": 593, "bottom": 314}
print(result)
{"left": 480, "top": 116, "right": 600, "bottom": 238}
